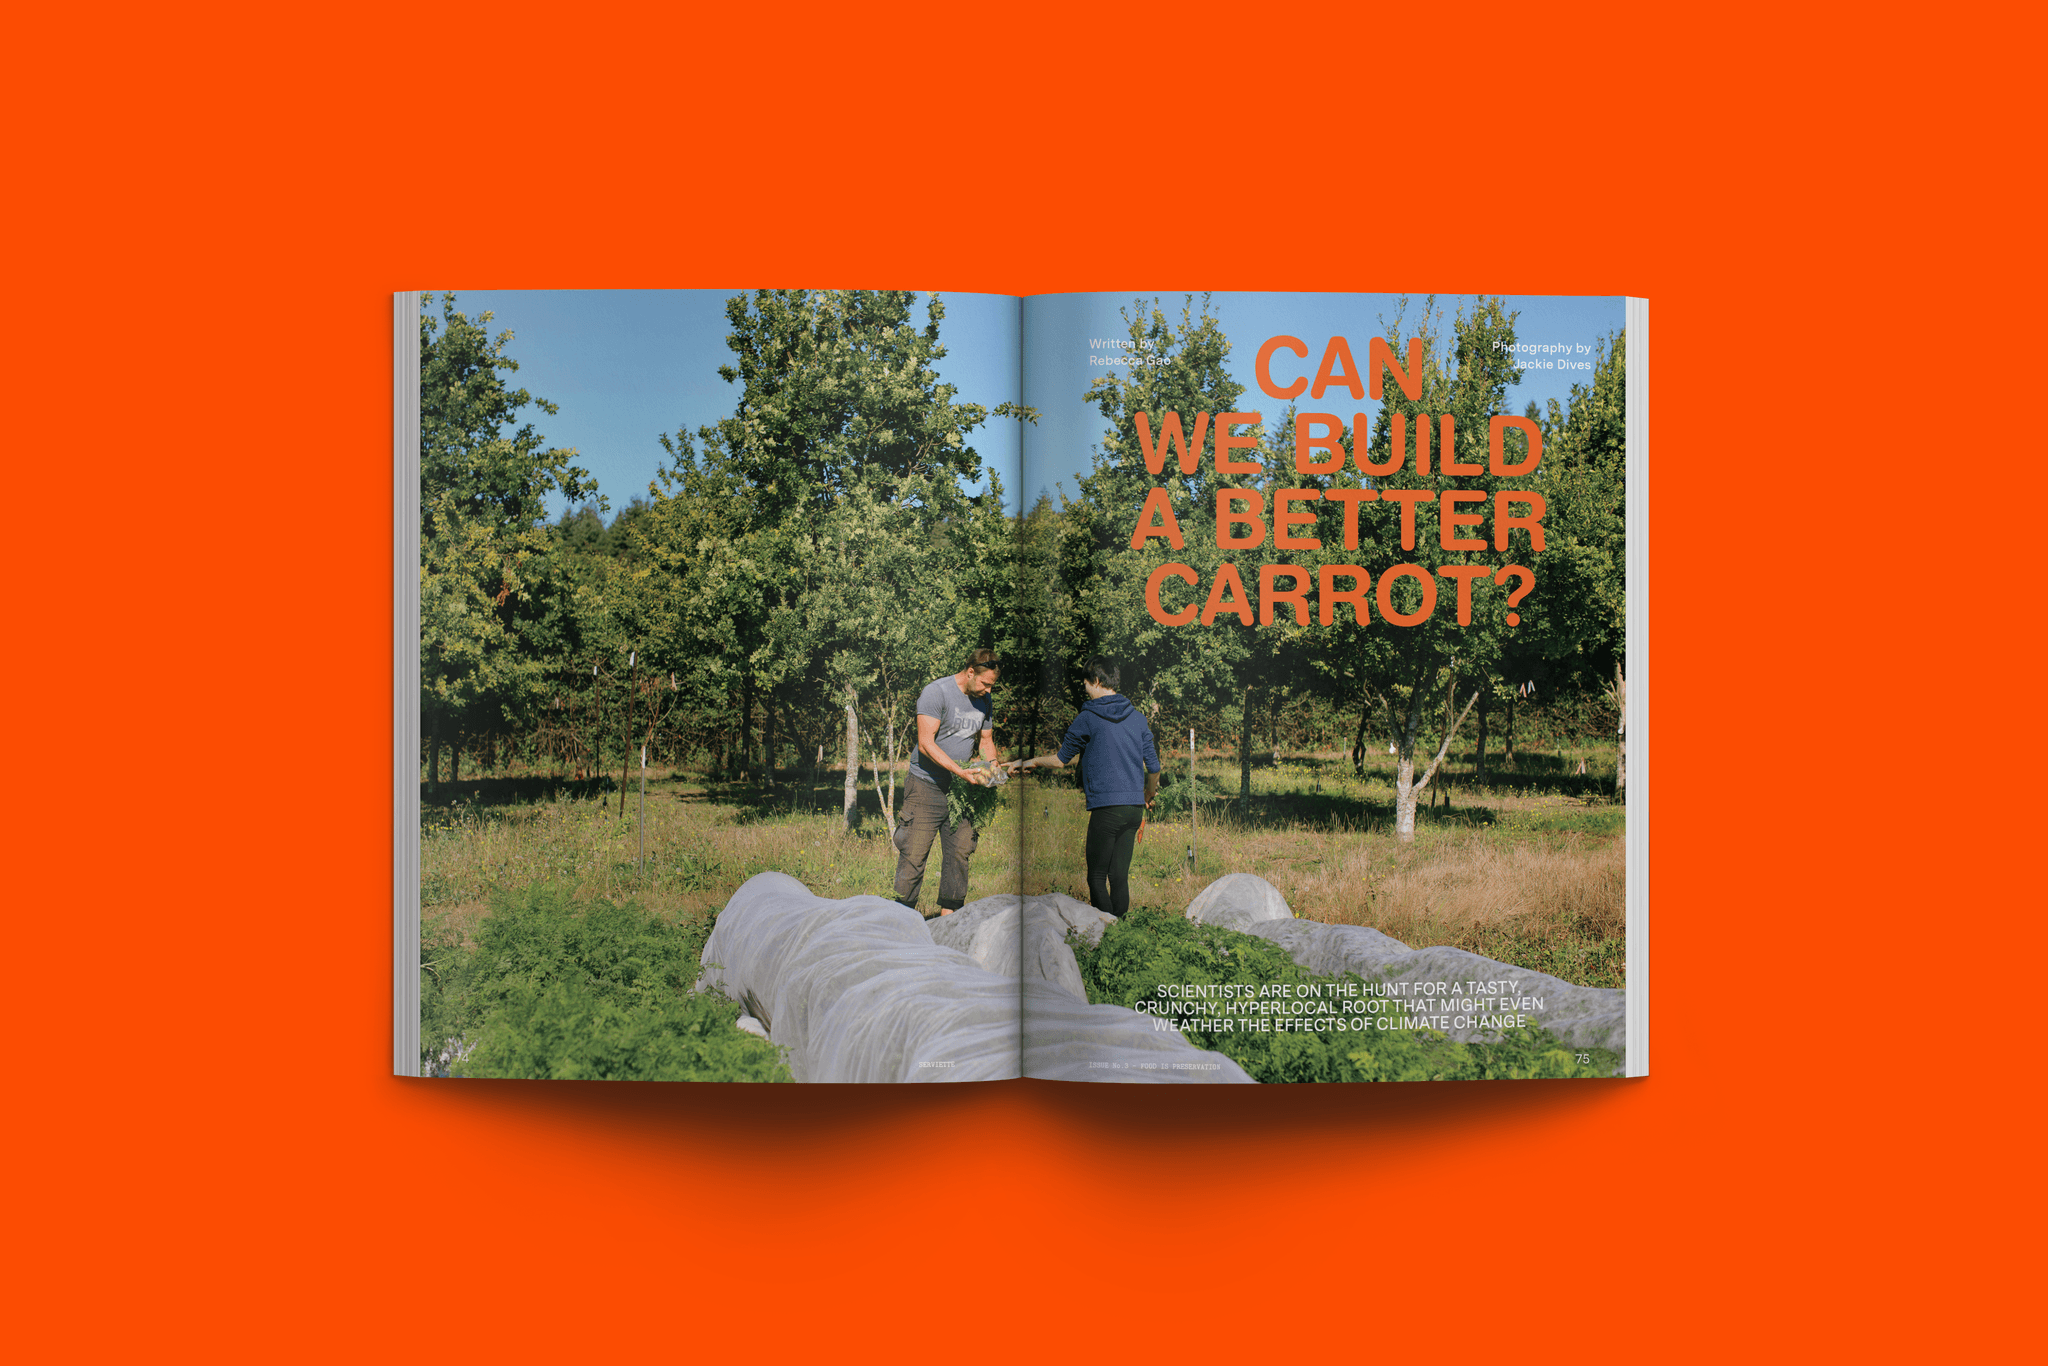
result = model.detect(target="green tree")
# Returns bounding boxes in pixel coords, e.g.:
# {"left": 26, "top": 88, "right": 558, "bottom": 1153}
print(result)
{"left": 1336, "top": 297, "right": 1616, "bottom": 837}
{"left": 418, "top": 292, "right": 596, "bottom": 784}
{"left": 1532, "top": 334, "right": 1629, "bottom": 792}
{"left": 802, "top": 483, "right": 977, "bottom": 826}
{"left": 636, "top": 290, "right": 1033, "bottom": 817}
{"left": 1063, "top": 295, "right": 1624, "bottom": 839}
{"left": 553, "top": 502, "right": 608, "bottom": 557}
{"left": 1533, "top": 335, "right": 1628, "bottom": 688}
{"left": 1065, "top": 297, "right": 1253, "bottom": 775}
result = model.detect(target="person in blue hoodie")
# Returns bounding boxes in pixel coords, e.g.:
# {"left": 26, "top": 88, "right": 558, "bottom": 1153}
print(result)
{"left": 1009, "top": 657, "right": 1160, "bottom": 918}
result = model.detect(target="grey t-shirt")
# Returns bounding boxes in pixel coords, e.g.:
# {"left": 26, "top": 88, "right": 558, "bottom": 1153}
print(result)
{"left": 908, "top": 674, "right": 992, "bottom": 787}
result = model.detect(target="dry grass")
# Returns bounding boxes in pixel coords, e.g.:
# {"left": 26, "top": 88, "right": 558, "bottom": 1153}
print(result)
{"left": 420, "top": 771, "right": 1028, "bottom": 946}
{"left": 1303, "top": 829, "right": 1623, "bottom": 933}
{"left": 420, "top": 755, "right": 1628, "bottom": 987}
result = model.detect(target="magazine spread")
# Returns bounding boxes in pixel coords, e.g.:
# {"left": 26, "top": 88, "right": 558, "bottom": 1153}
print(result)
{"left": 394, "top": 288, "right": 1647, "bottom": 1084}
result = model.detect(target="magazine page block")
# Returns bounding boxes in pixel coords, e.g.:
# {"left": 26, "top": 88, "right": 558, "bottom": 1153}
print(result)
{"left": 397, "top": 288, "right": 1644, "bottom": 1084}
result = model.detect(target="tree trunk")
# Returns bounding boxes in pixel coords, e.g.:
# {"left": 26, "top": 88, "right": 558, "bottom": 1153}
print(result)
{"left": 1392, "top": 682, "right": 1420, "bottom": 838}
{"left": 1392, "top": 662, "right": 1483, "bottom": 842}
{"left": 1238, "top": 683, "right": 1253, "bottom": 804}
{"left": 1474, "top": 687, "right": 1490, "bottom": 788}
{"left": 870, "top": 703, "right": 898, "bottom": 828}
{"left": 618, "top": 660, "right": 635, "bottom": 815}
{"left": 739, "top": 674, "right": 755, "bottom": 780}
{"left": 587, "top": 666, "right": 603, "bottom": 783}
{"left": 451, "top": 746, "right": 461, "bottom": 784}
{"left": 426, "top": 723, "right": 441, "bottom": 788}
{"left": 1504, "top": 688, "right": 1518, "bottom": 771}
{"left": 1440, "top": 675, "right": 1455, "bottom": 809}
{"left": 842, "top": 687, "right": 860, "bottom": 832}
{"left": 1351, "top": 690, "right": 1371, "bottom": 775}
{"left": 1614, "top": 664, "right": 1628, "bottom": 803}
{"left": 764, "top": 696, "right": 778, "bottom": 782}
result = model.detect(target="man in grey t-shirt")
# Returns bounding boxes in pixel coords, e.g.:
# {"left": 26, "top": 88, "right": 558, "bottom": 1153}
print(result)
{"left": 892, "top": 648, "right": 1003, "bottom": 915}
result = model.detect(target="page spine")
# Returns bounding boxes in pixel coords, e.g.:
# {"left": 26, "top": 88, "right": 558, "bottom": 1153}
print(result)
{"left": 394, "top": 291, "right": 421, "bottom": 1077}
{"left": 1624, "top": 296, "right": 1649, "bottom": 1079}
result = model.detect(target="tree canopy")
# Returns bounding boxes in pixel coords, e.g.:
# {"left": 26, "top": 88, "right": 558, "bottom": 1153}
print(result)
{"left": 416, "top": 289, "right": 1627, "bottom": 839}
{"left": 418, "top": 292, "right": 596, "bottom": 776}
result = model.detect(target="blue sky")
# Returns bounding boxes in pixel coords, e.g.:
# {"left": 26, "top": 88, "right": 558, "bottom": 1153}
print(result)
{"left": 436, "top": 289, "right": 1624, "bottom": 519}
{"left": 1019, "top": 291, "right": 1626, "bottom": 509}
{"left": 442, "top": 289, "right": 1020, "bottom": 519}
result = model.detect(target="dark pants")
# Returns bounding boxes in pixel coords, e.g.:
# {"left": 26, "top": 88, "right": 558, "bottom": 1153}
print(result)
{"left": 1085, "top": 805, "right": 1145, "bottom": 919}
{"left": 892, "top": 776, "right": 977, "bottom": 909}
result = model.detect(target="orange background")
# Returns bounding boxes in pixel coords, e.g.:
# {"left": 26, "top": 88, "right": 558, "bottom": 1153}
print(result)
{"left": 6, "top": 3, "right": 2034, "bottom": 1360}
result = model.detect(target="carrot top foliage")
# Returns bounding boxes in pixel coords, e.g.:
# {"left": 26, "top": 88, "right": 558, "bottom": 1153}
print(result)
{"left": 1070, "top": 911, "right": 1619, "bottom": 1083}
{"left": 422, "top": 884, "right": 789, "bottom": 1082}
{"left": 946, "top": 759, "right": 1005, "bottom": 832}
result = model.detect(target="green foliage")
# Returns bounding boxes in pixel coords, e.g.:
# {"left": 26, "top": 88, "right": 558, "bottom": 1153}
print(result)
{"left": 1150, "top": 766, "right": 1229, "bottom": 823}
{"left": 946, "top": 760, "right": 1005, "bottom": 832}
{"left": 421, "top": 884, "right": 790, "bottom": 1082}
{"left": 629, "top": 290, "right": 1039, "bottom": 786}
{"left": 1066, "top": 296, "right": 1254, "bottom": 722}
{"left": 462, "top": 978, "right": 790, "bottom": 1082}
{"left": 554, "top": 497, "right": 651, "bottom": 563}
{"left": 420, "top": 293, "right": 597, "bottom": 539}
{"left": 1464, "top": 914, "right": 1626, "bottom": 992}
{"left": 1070, "top": 912, "right": 1619, "bottom": 1082}
{"left": 419, "top": 292, "right": 598, "bottom": 765}
{"left": 1527, "top": 334, "right": 1628, "bottom": 699}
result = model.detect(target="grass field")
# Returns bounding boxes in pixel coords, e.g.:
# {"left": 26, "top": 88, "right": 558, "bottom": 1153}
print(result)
{"left": 420, "top": 742, "right": 1627, "bottom": 992}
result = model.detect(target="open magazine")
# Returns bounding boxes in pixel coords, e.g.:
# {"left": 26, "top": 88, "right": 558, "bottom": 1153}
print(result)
{"left": 394, "top": 288, "right": 1648, "bottom": 1084}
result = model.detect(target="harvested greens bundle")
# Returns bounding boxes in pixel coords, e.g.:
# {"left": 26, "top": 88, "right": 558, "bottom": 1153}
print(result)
{"left": 946, "top": 759, "right": 1005, "bottom": 832}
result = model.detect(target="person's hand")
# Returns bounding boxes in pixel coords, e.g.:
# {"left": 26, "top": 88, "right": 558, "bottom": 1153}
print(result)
{"left": 961, "top": 769, "right": 988, "bottom": 786}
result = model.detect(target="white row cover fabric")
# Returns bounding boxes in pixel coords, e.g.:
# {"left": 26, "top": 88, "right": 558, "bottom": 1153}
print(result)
{"left": 699, "top": 873, "right": 1021, "bottom": 1083}
{"left": 701, "top": 874, "right": 1251, "bottom": 1084}
{"left": 1244, "top": 919, "right": 1626, "bottom": 1053}
{"left": 1180, "top": 872, "right": 1625, "bottom": 1053}
{"left": 932, "top": 893, "right": 1253, "bottom": 1084}
{"left": 928, "top": 892, "right": 1110, "bottom": 1001}
{"left": 1184, "top": 873, "right": 1295, "bottom": 931}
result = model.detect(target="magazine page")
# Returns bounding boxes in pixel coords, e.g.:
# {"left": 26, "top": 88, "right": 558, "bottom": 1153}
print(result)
{"left": 400, "top": 287, "right": 1059, "bottom": 1082}
{"left": 1010, "top": 291, "right": 1643, "bottom": 1082}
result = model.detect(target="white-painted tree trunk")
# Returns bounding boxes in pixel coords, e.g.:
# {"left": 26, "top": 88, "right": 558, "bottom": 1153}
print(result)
{"left": 1614, "top": 666, "right": 1628, "bottom": 803}
{"left": 871, "top": 701, "right": 898, "bottom": 828}
{"left": 885, "top": 711, "right": 897, "bottom": 826}
{"left": 1391, "top": 666, "right": 1483, "bottom": 842}
{"left": 842, "top": 687, "right": 859, "bottom": 832}
{"left": 1393, "top": 752, "right": 1420, "bottom": 838}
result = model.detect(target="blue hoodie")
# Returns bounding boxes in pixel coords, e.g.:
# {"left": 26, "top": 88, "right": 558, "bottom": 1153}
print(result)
{"left": 1057, "top": 693, "right": 1161, "bottom": 810}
